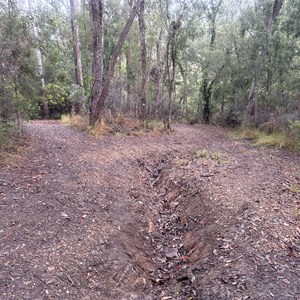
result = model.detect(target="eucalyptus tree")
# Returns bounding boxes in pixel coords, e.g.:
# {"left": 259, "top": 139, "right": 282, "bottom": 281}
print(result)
{"left": 70, "top": 0, "right": 84, "bottom": 87}
{"left": 27, "top": 0, "right": 49, "bottom": 118}
{"left": 0, "top": 0, "right": 41, "bottom": 125}
{"left": 138, "top": 0, "right": 147, "bottom": 120}
{"left": 243, "top": 0, "right": 284, "bottom": 126}
{"left": 89, "top": 0, "right": 143, "bottom": 126}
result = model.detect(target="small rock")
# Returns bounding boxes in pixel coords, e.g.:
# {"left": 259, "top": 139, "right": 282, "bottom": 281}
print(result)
{"left": 165, "top": 247, "right": 178, "bottom": 259}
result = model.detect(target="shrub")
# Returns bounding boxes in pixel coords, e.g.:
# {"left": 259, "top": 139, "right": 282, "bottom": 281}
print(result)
{"left": 288, "top": 121, "right": 300, "bottom": 151}
{"left": 233, "top": 122, "right": 300, "bottom": 152}
{"left": 0, "top": 121, "right": 13, "bottom": 147}
{"left": 254, "top": 132, "right": 287, "bottom": 149}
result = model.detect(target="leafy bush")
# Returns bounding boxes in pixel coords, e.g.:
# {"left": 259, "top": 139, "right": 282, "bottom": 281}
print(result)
{"left": 145, "top": 120, "right": 165, "bottom": 132}
{"left": 0, "top": 121, "right": 13, "bottom": 147}
{"left": 288, "top": 121, "right": 300, "bottom": 151}
{"left": 254, "top": 132, "right": 287, "bottom": 149}
{"left": 233, "top": 122, "right": 300, "bottom": 151}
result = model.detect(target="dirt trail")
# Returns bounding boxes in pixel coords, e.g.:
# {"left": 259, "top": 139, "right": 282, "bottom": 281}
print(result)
{"left": 0, "top": 121, "right": 299, "bottom": 300}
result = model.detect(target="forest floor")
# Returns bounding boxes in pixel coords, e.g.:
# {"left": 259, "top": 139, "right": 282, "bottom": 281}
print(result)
{"left": 0, "top": 120, "right": 300, "bottom": 300}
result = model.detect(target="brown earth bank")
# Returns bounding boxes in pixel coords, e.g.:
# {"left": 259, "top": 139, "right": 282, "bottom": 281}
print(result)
{"left": 0, "top": 120, "right": 299, "bottom": 300}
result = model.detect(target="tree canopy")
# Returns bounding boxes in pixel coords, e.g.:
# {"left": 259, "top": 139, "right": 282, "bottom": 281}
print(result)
{"left": 0, "top": 0, "right": 299, "bottom": 134}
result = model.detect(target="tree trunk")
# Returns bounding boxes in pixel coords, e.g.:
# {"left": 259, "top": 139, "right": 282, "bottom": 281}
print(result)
{"left": 243, "top": 0, "right": 284, "bottom": 127}
{"left": 178, "top": 61, "right": 188, "bottom": 118}
{"left": 138, "top": 0, "right": 147, "bottom": 120}
{"left": 27, "top": 0, "right": 49, "bottom": 119}
{"left": 125, "top": 48, "right": 133, "bottom": 114}
{"left": 70, "top": 0, "right": 84, "bottom": 114}
{"left": 70, "top": 0, "right": 83, "bottom": 87}
{"left": 197, "top": 0, "right": 221, "bottom": 124}
{"left": 90, "top": 0, "right": 143, "bottom": 126}
{"left": 125, "top": 1, "right": 134, "bottom": 115}
{"left": 165, "top": 37, "right": 176, "bottom": 130}
{"left": 202, "top": 76, "right": 213, "bottom": 124}
{"left": 164, "top": 20, "right": 181, "bottom": 130}
{"left": 151, "top": 29, "right": 164, "bottom": 118}
{"left": 90, "top": 0, "right": 103, "bottom": 120}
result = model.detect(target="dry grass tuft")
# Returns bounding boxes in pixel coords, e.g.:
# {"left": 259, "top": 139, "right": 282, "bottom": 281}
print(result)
{"left": 232, "top": 126, "right": 300, "bottom": 151}
{"left": 195, "top": 149, "right": 228, "bottom": 162}
{"left": 61, "top": 114, "right": 88, "bottom": 129}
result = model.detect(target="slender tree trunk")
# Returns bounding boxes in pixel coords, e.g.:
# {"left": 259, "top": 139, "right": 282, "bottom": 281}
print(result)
{"left": 243, "top": 0, "right": 284, "bottom": 126}
{"left": 125, "top": 0, "right": 134, "bottom": 115}
{"left": 198, "top": 0, "right": 221, "bottom": 124}
{"left": 164, "top": 20, "right": 181, "bottom": 129}
{"left": 151, "top": 29, "right": 164, "bottom": 118}
{"left": 70, "top": 0, "right": 83, "bottom": 87}
{"left": 14, "top": 76, "right": 21, "bottom": 136}
{"left": 178, "top": 61, "right": 188, "bottom": 118}
{"left": 138, "top": 0, "right": 147, "bottom": 120}
{"left": 70, "top": 0, "right": 84, "bottom": 114}
{"left": 202, "top": 76, "right": 213, "bottom": 124}
{"left": 90, "top": 0, "right": 143, "bottom": 126}
{"left": 165, "top": 36, "right": 176, "bottom": 130}
{"left": 27, "top": 0, "right": 49, "bottom": 119}
{"left": 125, "top": 48, "right": 133, "bottom": 114}
{"left": 90, "top": 0, "right": 103, "bottom": 120}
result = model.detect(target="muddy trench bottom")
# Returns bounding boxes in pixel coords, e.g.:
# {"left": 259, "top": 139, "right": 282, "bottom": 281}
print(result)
{"left": 118, "top": 153, "right": 233, "bottom": 300}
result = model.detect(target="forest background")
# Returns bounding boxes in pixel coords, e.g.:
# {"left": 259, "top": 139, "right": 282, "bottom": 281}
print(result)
{"left": 0, "top": 0, "right": 299, "bottom": 150}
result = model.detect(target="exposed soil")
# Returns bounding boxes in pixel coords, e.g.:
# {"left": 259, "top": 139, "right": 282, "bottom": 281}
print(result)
{"left": 0, "top": 120, "right": 299, "bottom": 300}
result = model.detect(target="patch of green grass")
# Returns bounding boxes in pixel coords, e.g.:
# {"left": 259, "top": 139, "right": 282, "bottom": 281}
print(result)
{"left": 61, "top": 114, "right": 71, "bottom": 124}
{"left": 254, "top": 132, "right": 287, "bottom": 149}
{"left": 61, "top": 114, "right": 88, "bottom": 129}
{"left": 145, "top": 120, "right": 165, "bottom": 133}
{"left": 288, "top": 121, "right": 300, "bottom": 151}
{"left": 0, "top": 121, "right": 14, "bottom": 148}
{"left": 231, "top": 128, "right": 261, "bottom": 140}
{"left": 232, "top": 127, "right": 300, "bottom": 151}
{"left": 211, "top": 151, "right": 228, "bottom": 162}
{"left": 195, "top": 149, "right": 210, "bottom": 158}
{"left": 289, "top": 184, "right": 300, "bottom": 194}
{"left": 195, "top": 149, "right": 228, "bottom": 162}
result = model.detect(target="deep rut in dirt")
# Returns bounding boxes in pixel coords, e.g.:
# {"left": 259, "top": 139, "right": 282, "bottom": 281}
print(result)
{"left": 1, "top": 121, "right": 299, "bottom": 300}
{"left": 134, "top": 150, "right": 300, "bottom": 299}
{"left": 135, "top": 154, "right": 235, "bottom": 299}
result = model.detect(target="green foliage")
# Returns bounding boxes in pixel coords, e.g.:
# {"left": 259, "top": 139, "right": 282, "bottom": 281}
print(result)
{"left": 254, "top": 132, "right": 287, "bottom": 149}
{"left": 288, "top": 121, "right": 300, "bottom": 151}
{"left": 233, "top": 122, "right": 300, "bottom": 152}
{"left": 289, "top": 184, "right": 300, "bottom": 194}
{"left": 195, "top": 149, "right": 228, "bottom": 162}
{"left": 0, "top": 121, "right": 13, "bottom": 147}
{"left": 0, "top": 0, "right": 299, "bottom": 138}
{"left": 61, "top": 114, "right": 71, "bottom": 125}
{"left": 69, "top": 84, "right": 87, "bottom": 112}
{"left": 145, "top": 120, "right": 164, "bottom": 131}
{"left": 45, "top": 83, "right": 68, "bottom": 105}
{"left": 195, "top": 149, "right": 210, "bottom": 158}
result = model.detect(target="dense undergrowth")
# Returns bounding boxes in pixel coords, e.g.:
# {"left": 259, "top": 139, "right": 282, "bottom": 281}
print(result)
{"left": 61, "top": 112, "right": 300, "bottom": 152}
{"left": 233, "top": 121, "right": 300, "bottom": 151}
{"left": 61, "top": 113, "right": 167, "bottom": 136}
{"left": 0, "top": 120, "right": 27, "bottom": 166}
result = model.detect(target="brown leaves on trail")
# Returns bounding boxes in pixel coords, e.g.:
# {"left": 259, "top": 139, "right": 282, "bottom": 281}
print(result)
{"left": 0, "top": 121, "right": 299, "bottom": 299}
